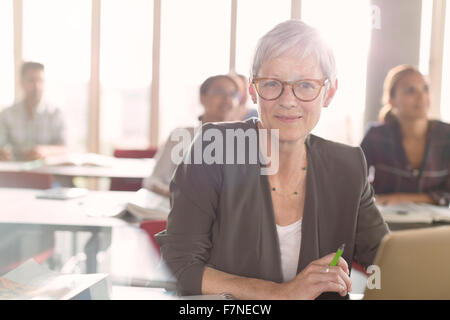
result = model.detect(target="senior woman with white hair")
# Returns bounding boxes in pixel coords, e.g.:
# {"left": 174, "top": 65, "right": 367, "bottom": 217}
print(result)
{"left": 156, "top": 20, "right": 389, "bottom": 300}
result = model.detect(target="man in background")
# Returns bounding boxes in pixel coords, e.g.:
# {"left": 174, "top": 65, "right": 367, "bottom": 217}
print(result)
{"left": 0, "top": 62, "right": 66, "bottom": 161}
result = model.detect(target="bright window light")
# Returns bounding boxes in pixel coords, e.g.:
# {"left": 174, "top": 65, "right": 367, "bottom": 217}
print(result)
{"left": 419, "top": 0, "right": 433, "bottom": 75}
{"left": 302, "top": 0, "right": 372, "bottom": 146}
{"left": 99, "top": 0, "right": 153, "bottom": 153}
{"left": 440, "top": 2, "right": 450, "bottom": 123}
{"left": 159, "top": 0, "right": 230, "bottom": 144}
{"left": 22, "top": 0, "right": 92, "bottom": 152}
{"left": 0, "top": 0, "right": 14, "bottom": 109}
{"left": 235, "top": 0, "right": 291, "bottom": 78}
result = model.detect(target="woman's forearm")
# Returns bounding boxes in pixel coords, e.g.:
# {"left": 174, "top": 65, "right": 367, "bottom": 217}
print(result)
{"left": 201, "top": 266, "right": 283, "bottom": 300}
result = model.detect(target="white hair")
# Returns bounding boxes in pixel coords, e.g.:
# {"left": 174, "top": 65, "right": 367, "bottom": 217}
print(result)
{"left": 250, "top": 20, "right": 337, "bottom": 86}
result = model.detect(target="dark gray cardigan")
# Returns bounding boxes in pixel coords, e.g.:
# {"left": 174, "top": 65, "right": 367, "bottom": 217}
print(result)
{"left": 156, "top": 118, "right": 389, "bottom": 298}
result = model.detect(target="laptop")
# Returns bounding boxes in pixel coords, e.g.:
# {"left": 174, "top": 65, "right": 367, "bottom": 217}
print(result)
{"left": 363, "top": 226, "right": 450, "bottom": 299}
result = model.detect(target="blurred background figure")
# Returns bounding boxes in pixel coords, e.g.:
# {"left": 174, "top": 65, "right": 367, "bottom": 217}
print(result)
{"left": 226, "top": 72, "right": 259, "bottom": 121}
{"left": 0, "top": 62, "right": 66, "bottom": 161}
{"left": 143, "top": 74, "right": 239, "bottom": 197}
{"left": 361, "top": 65, "right": 450, "bottom": 206}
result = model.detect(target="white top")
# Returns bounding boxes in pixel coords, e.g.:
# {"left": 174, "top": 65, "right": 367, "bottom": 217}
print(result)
{"left": 276, "top": 218, "right": 302, "bottom": 282}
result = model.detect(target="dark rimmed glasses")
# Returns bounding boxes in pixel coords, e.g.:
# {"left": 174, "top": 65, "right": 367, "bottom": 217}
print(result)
{"left": 252, "top": 77, "right": 329, "bottom": 102}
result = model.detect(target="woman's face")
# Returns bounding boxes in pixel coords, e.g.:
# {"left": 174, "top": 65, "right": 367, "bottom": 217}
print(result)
{"left": 201, "top": 78, "right": 238, "bottom": 122}
{"left": 391, "top": 72, "right": 430, "bottom": 121}
{"left": 251, "top": 54, "right": 335, "bottom": 143}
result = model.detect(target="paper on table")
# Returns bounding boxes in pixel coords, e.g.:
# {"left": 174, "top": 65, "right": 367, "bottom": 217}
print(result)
{"left": 378, "top": 202, "right": 450, "bottom": 224}
{"left": 0, "top": 259, "right": 109, "bottom": 300}
{"left": 125, "top": 188, "right": 170, "bottom": 220}
{"left": 35, "top": 187, "right": 89, "bottom": 200}
{"left": 418, "top": 203, "right": 450, "bottom": 222}
{"left": 43, "top": 153, "right": 116, "bottom": 167}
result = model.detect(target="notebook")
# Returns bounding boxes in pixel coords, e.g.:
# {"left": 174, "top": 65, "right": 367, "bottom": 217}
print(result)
{"left": 378, "top": 202, "right": 450, "bottom": 224}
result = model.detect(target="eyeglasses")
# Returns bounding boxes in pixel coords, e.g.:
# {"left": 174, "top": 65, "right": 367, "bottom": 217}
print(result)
{"left": 252, "top": 77, "right": 329, "bottom": 102}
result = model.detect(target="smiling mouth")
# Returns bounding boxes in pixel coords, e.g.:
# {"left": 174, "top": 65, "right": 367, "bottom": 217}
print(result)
{"left": 275, "top": 115, "right": 302, "bottom": 122}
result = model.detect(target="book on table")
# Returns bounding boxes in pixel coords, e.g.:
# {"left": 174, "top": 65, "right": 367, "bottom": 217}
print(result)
{"left": 93, "top": 188, "right": 170, "bottom": 221}
{"left": 124, "top": 188, "right": 171, "bottom": 220}
{"left": 378, "top": 202, "right": 450, "bottom": 224}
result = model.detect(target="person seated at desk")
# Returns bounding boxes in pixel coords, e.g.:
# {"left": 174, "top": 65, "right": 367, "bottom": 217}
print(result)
{"left": 156, "top": 20, "right": 389, "bottom": 300}
{"left": 0, "top": 61, "right": 66, "bottom": 161}
{"left": 361, "top": 65, "right": 450, "bottom": 206}
{"left": 142, "top": 74, "right": 240, "bottom": 197}
{"left": 226, "top": 72, "right": 259, "bottom": 121}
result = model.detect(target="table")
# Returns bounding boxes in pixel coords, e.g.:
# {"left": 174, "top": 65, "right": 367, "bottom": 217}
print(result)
{"left": 0, "top": 157, "right": 155, "bottom": 179}
{"left": 0, "top": 188, "right": 136, "bottom": 273}
{"left": 377, "top": 203, "right": 450, "bottom": 231}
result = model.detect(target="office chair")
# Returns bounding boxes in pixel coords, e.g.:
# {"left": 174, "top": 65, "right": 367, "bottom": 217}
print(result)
{"left": 109, "top": 148, "right": 158, "bottom": 191}
{"left": 352, "top": 261, "right": 368, "bottom": 275}
{"left": 139, "top": 220, "right": 167, "bottom": 255}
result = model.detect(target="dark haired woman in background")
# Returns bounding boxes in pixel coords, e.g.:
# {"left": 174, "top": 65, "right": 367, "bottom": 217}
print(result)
{"left": 143, "top": 74, "right": 239, "bottom": 197}
{"left": 361, "top": 65, "right": 450, "bottom": 206}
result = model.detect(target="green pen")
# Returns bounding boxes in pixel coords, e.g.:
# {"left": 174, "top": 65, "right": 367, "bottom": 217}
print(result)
{"left": 329, "top": 243, "right": 345, "bottom": 267}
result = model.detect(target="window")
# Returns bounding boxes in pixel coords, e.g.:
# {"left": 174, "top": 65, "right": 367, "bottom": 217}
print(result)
{"left": 0, "top": 0, "right": 14, "bottom": 109}
{"left": 159, "top": 0, "right": 230, "bottom": 143}
{"left": 235, "top": 0, "right": 291, "bottom": 78}
{"left": 22, "top": 0, "right": 92, "bottom": 152}
{"left": 418, "top": 0, "right": 433, "bottom": 75}
{"left": 302, "top": 0, "right": 372, "bottom": 145}
{"left": 440, "top": 3, "right": 450, "bottom": 123}
{"left": 99, "top": 0, "right": 153, "bottom": 154}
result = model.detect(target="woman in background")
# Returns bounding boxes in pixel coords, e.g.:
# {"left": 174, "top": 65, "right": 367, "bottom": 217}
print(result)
{"left": 361, "top": 65, "right": 450, "bottom": 206}
{"left": 143, "top": 74, "right": 239, "bottom": 197}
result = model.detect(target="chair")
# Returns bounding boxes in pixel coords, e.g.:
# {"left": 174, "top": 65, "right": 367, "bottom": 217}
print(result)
{"left": 139, "top": 220, "right": 167, "bottom": 255}
{"left": 352, "top": 261, "right": 368, "bottom": 276}
{"left": 0, "top": 171, "right": 53, "bottom": 189}
{"left": 109, "top": 148, "right": 158, "bottom": 191}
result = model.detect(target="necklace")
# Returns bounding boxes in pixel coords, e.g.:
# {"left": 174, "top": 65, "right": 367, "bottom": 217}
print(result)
{"left": 270, "top": 166, "right": 307, "bottom": 196}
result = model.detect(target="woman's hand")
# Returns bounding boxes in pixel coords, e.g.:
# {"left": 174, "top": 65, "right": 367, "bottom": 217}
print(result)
{"left": 275, "top": 253, "right": 352, "bottom": 300}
